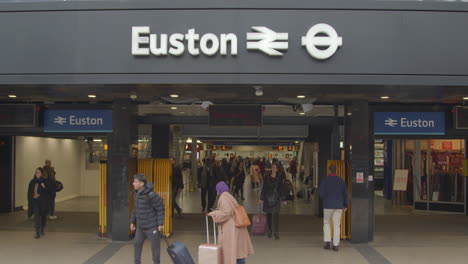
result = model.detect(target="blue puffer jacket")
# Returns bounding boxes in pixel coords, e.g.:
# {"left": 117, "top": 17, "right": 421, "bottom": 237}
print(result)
{"left": 130, "top": 182, "right": 165, "bottom": 230}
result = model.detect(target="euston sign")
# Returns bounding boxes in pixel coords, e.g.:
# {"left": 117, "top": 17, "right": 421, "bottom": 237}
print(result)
{"left": 44, "top": 110, "right": 112, "bottom": 133}
{"left": 374, "top": 112, "right": 445, "bottom": 135}
{"left": 132, "top": 24, "right": 342, "bottom": 59}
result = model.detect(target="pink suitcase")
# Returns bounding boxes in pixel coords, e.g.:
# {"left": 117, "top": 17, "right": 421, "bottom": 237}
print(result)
{"left": 251, "top": 214, "right": 267, "bottom": 235}
{"left": 198, "top": 216, "right": 223, "bottom": 264}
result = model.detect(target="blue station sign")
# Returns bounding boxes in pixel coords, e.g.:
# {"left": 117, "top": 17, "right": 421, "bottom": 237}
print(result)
{"left": 44, "top": 110, "right": 113, "bottom": 132}
{"left": 374, "top": 112, "right": 445, "bottom": 135}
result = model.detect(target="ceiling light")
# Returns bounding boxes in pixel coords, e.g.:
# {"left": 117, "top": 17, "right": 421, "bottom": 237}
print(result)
{"left": 171, "top": 106, "right": 178, "bottom": 110}
{"left": 88, "top": 94, "right": 97, "bottom": 98}
{"left": 380, "top": 96, "right": 390, "bottom": 99}
{"left": 93, "top": 139, "right": 102, "bottom": 142}
{"left": 295, "top": 141, "right": 299, "bottom": 144}
{"left": 463, "top": 97, "right": 468, "bottom": 100}
{"left": 197, "top": 140, "right": 202, "bottom": 143}
{"left": 8, "top": 94, "right": 17, "bottom": 98}
{"left": 186, "top": 138, "right": 192, "bottom": 143}
{"left": 299, "top": 112, "right": 305, "bottom": 115}
{"left": 170, "top": 94, "right": 179, "bottom": 98}
{"left": 297, "top": 95, "right": 306, "bottom": 99}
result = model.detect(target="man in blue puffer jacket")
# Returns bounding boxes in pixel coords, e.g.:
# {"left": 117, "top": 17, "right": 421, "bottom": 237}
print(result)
{"left": 130, "top": 174, "right": 165, "bottom": 264}
{"left": 319, "top": 165, "right": 349, "bottom": 252}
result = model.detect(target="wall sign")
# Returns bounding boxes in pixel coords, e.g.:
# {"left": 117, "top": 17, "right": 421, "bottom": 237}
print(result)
{"left": 374, "top": 112, "right": 445, "bottom": 135}
{"left": 356, "top": 172, "right": 364, "bottom": 183}
{"left": 44, "top": 110, "right": 112, "bottom": 132}
{"left": 393, "top": 169, "right": 408, "bottom": 191}
{"left": 132, "top": 24, "right": 342, "bottom": 59}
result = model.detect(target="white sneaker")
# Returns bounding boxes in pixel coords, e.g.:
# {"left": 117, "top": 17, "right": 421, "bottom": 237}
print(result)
{"left": 49, "top": 215, "right": 58, "bottom": 220}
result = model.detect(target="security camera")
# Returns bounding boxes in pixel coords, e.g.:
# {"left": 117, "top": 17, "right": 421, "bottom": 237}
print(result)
{"left": 253, "top": 86, "right": 263, "bottom": 96}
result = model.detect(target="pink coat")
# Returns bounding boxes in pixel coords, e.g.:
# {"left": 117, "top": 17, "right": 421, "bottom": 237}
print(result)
{"left": 210, "top": 192, "right": 254, "bottom": 264}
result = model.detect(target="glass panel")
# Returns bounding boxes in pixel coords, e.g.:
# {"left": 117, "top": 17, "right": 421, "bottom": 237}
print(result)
{"left": 428, "top": 139, "right": 465, "bottom": 203}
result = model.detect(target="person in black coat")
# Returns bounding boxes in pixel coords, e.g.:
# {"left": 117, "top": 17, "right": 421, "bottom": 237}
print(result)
{"left": 233, "top": 161, "right": 246, "bottom": 200}
{"left": 27, "top": 167, "right": 51, "bottom": 239}
{"left": 260, "top": 163, "right": 287, "bottom": 240}
{"left": 171, "top": 159, "right": 184, "bottom": 216}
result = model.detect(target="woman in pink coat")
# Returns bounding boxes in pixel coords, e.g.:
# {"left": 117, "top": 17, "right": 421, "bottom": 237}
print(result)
{"left": 208, "top": 182, "right": 254, "bottom": 264}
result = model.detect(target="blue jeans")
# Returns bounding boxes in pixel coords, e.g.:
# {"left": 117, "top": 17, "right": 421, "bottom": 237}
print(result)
{"left": 237, "top": 258, "right": 246, "bottom": 264}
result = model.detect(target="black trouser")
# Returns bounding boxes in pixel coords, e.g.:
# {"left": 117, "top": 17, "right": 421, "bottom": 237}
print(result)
{"left": 201, "top": 187, "right": 216, "bottom": 211}
{"left": 134, "top": 227, "right": 161, "bottom": 264}
{"left": 251, "top": 182, "right": 259, "bottom": 189}
{"left": 172, "top": 188, "right": 181, "bottom": 214}
{"left": 49, "top": 193, "right": 56, "bottom": 216}
{"left": 33, "top": 206, "right": 46, "bottom": 234}
{"left": 267, "top": 212, "right": 280, "bottom": 235}
{"left": 234, "top": 184, "right": 244, "bottom": 198}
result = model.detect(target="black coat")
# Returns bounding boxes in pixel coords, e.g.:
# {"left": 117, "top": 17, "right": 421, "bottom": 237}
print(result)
{"left": 27, "top": 177, "right": 50, "bottom": 217}
{"left": 260, "top": 172, "right": 286, "bottom": 213}
{"left": 172, "top": 165, "right": 184, "bottom": 190}
{"left": 130, "top": 182, "right": 165, "bottom": 230}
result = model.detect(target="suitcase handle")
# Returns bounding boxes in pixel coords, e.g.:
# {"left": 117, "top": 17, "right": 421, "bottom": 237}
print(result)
{"left": 205, "top": 215, "right": 217, "bottom": 244}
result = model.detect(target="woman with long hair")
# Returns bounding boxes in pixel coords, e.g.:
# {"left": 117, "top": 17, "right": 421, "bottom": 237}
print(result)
{"left": 27, "top": 167, "right": 50, "bottom": 239}
{"left": 260, "top": 163, "right": 287, "bottom": 240}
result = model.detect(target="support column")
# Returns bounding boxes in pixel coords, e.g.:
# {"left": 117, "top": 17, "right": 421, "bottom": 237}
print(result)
{"left": 152, "top": 124, "right": 170, "bottom": 159}
{"left": 107, "top": 100, "right": 137, "bottom": 241}
{"left": 191, "top": 138, "right": 198, "bottom": 187}
{"left": 348, "top": 101, "right": 374, "bottom": 243}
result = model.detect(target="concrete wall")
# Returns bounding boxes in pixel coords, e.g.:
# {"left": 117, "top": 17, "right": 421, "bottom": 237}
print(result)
{"left": 14, "top": 137, "right": 100, "bottom": 209}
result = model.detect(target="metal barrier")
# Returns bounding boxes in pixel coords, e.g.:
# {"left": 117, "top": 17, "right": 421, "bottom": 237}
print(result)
{"left": 326, "top": 160, "right": 351, "bottom": 240}
{"left": 136, "top": 158, "right": 173, "bottom": 237}
{"left": 99, "top": 160, "right": 107, "bottom": 237}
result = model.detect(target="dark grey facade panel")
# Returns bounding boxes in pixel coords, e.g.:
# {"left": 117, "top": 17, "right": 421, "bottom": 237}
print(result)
{"left": 1, "top": 0, "right": 468, "bottom": 12}
{"left": 1, "top": 5, "right": 468, "bottom": 85}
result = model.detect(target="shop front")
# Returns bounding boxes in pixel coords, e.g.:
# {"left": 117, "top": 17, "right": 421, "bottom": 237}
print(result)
{"left": 373, "top": 108, "right": 467, "bottom": 214}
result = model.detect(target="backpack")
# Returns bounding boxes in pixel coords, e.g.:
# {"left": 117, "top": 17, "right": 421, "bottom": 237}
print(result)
{"left": 56, "top": 181, "right": 64, "bottom": 192}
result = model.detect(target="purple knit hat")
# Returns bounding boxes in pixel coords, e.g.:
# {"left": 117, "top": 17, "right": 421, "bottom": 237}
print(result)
{"left": 216, "top": 181, "right": 230, "bottom": 195}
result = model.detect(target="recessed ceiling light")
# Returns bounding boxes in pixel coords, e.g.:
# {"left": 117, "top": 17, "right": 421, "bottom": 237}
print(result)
{"left": 171, "top": 106, "right": 178, "bottom": 110}
{"left": 170, "top": 94, "right": 179, "bottom": 98}
{"left": 299, "top": 112, "right": 305, "bottom": 115}
{"left": 8, "top": 94, "right": 17, "bottom": 98}
{"left": 93, "top": 139, "right": 102, "bottom": 142}
{"left": 380, "top": 96, "right": 390, "bottom": 99}
{"left": 88, "top": 94, "right": 97, "bottom": 98}
{"left": 463, "top": 97, "right": 468, "bottom": 100}
{"left": 297, "top": 95, "right": 306, "bottom": 99}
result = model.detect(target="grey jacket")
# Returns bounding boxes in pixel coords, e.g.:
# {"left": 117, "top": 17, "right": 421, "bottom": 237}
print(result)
{"left": 130, "top": 182, "right": 165, "bottom": 230}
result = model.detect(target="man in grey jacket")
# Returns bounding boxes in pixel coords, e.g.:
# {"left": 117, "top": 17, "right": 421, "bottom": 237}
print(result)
{"left": 130, "top": 174, "right": 165, "bottom": 264}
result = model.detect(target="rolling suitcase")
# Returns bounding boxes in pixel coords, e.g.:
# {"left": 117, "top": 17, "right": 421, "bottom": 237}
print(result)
{"left": 198, "top": 215, "right": 223, "bottom": 264}
{"left": 251, "top": 205, "right": 267, "bottom": 235}
{"left": 164, "top": 235, "right": 195, "bottom": 264}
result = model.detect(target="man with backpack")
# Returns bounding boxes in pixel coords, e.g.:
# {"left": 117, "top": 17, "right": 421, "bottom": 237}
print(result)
{"left": 130, "top": 174, "right": 165, "bottom": 264}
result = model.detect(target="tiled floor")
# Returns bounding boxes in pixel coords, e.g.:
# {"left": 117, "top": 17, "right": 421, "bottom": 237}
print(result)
{"left": 2, "top": 174, "right": 467, "bottom": 264}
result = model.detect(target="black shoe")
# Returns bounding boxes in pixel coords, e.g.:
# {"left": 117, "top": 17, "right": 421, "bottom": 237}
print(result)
{"left": 176, "top": 208, "right": 182, "bottom": 216}
{"left": 274, "top": 233, "right": 280, "bottom": 240}
{"left": 267, "top": 231, "right": 272, "bottom": 238}
{"left": 333, "top": 246, "right": 339, "bottom": 252}
{"left": 35, "top": 233, "right": 40, "bottom": 239}
{"left": 324, "top": 242, "right": 331, "bottom": 250}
